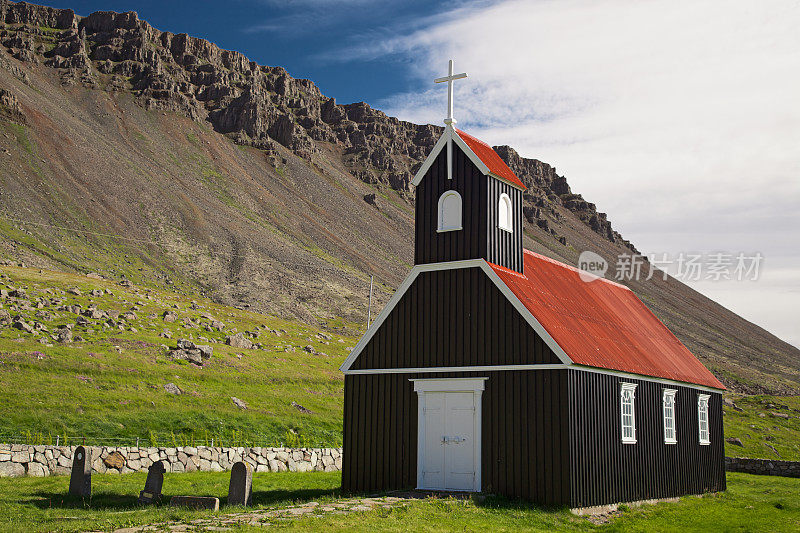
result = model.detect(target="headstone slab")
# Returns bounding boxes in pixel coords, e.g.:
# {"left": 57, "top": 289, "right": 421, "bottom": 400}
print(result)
{"left": 68, "top": 446, "right": 91, "bottom": 498}
{"left": 138, "top": 461, "right": 166, "bottom": 505}
{"left": 170, "top": 495, "right": 220, "bottom": 511}
{"left": 227, "top": 461, "right": 253, "bottom": 506}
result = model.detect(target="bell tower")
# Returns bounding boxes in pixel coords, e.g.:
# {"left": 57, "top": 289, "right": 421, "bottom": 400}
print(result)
{"left": 412, "top": 61, "right": 525, "bottom": 273}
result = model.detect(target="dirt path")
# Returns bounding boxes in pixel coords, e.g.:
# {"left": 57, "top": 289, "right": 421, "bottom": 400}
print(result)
{"left": 98, "top": 495, "right": 415, "bottom": 532}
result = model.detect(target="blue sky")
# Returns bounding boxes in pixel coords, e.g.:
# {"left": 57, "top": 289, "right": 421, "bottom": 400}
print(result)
{"left": 35, "top": 1, "right": 800, "bottom": 348}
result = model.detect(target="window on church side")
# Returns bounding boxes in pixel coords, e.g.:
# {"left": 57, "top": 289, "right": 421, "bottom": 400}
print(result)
{"left": 437, "top": 190, "right": 462, "bottom": 232}
{"left": 663, "top": 389, "right": 677, "bottom": 444}
{"left": 498, "top": 193, "right": 513, "bottom": 232}
{"left": 698, "top": 394, "right": 711, "bottom": 445}
{"left": 620, "top": 382, "right": 637, "bottom": 444}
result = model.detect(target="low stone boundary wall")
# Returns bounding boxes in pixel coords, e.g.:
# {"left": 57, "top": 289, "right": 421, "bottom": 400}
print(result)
{"left": 0, "top": 443, "right": 342, "bottom": 477}
{"left": 725, "top": 457, "right": 800, "bottom": 478}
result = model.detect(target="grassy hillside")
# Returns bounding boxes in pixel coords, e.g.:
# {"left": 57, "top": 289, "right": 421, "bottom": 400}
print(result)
{"left": 0, "top": 266, "right": 353, "bottom": 447}
{"left": 722, "top": 395, "right": 800, "bottom": 461}
{"left": 3, "top": 266, "right": 799, "bottom": 457}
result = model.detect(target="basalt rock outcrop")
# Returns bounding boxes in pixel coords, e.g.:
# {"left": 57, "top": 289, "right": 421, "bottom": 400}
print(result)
{"left": 0, "top": 0, "right": 629, "bottom": 249}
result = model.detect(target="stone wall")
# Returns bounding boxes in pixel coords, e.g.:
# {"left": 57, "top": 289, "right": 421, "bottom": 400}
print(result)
{"left": 0, "top": 443, "right": 342, "bottom": 477}
{"left": 725, "top": 457, "right": 800, "bottom": 478}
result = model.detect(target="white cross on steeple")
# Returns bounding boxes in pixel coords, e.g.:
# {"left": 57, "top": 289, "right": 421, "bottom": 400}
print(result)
{"left": 434, "top": 59, "right": 467, "bottom": 125}
{"left": 434, "top": 59, "right": 467, "bottom": 180}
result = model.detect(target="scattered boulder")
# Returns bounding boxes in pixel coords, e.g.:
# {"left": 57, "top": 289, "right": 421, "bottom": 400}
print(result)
{"left": 291, "top": 401, "right": 312, "bottom": 414}
{"left": 9, "top": 288, "right": 27, "bottom": 299}
{"left": 55, "top": 327, "right": 73, "bottom": 343}
{"left": 169, "top": 339, "right": 212, "bottom": 365}
{"left": 0, "top": 309, "right": 11, "bottom": 326}
{"left": 226, "top": 332, "right": 253, "bottom": 350}
{"left": 726, "top": 437, "right": 744, "bottom": 447}
{"left": 83, "top": 308, "right": 106, "bottom": 319}
{"left": 118, "top": 279, "right": 134, "bottom": 288}
{"left": 162, "top": 311, "right": 177, "bottom": 322}
{"left": 12, "top": 317, "right": 33, "bottom": 333}
{"left": 67, "top": 287, "right": 82, "bottom": 296}
{"left": 363, "top": 193, "right": 377, "bottom": 205}
{"left": 85, "top": 272, "right": 104, "bottom": 280}
{"left": 231, "top": 397, "right": 248, "bottom": 410}
{"left": 770, "top": 412, "right": 790, "bottom": 419}
{"left": 0, "top": 88, "right": 25, "bottom": 124}
{"left": 90, "top": 289, "right": 104, "bottom": 297}
{"left": 164, "top": 382, "right": 182, "bottom": 395}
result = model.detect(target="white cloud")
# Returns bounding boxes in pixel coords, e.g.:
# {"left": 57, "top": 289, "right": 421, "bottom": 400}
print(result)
{"left": 349, "top": 0, "right": 800, "bottom": 347}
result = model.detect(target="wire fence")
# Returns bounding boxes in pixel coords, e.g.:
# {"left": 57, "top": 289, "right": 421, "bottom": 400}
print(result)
{"left": 0, "top": 431, "right": 341, "bottom": 449}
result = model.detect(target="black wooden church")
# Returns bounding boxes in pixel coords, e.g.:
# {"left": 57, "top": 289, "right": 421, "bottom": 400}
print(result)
{"left": 340, "top": 61, "right": 726, "bottom": 508}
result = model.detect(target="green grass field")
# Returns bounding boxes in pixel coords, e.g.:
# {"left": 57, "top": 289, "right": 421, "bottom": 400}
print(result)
{"left": 0, "top": 266, "right": 354, "bottom": 448}
{"left": 0, "top": 472, "right": 797, "bottom": 532}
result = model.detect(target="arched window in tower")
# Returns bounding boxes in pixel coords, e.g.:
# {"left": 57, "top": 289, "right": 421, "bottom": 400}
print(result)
{"left": 498, "top": 193, "right": 513, "bottom": 232}
{"left": 437, "top": 190, "right": 462, "bottom": 232}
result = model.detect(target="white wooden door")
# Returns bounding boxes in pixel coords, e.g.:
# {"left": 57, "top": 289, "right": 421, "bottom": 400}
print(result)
{"left": 420, "top": 391, "right": 477, "bottom": 491}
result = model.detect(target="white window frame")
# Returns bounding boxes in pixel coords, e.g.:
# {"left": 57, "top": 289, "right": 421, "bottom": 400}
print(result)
{"left": 698, "top": 394, "right": 711, "bottom": 445}
{"left": 620, "top": 382, "right": 637, "bottom": 444}
{"left": 437, "top": 190, "right": 463, "bottom": 232}
{"left": 662, "top": 389, "right": 677, "bottom": 444}
{"left": 498, "top": 193, "right": 513, "bottom": 233}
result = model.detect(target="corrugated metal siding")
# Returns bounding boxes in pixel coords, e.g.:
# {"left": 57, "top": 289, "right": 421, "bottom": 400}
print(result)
{"left": 414, "top": 145, "right": 486, "bottom": 265}
{"left": 343, "top": 370, "right": 570, "bottom": 503}
{"left": 568, "top": 370, "right": 726, "bottom": 508}
{"left": 351, "top": 268, "right": 561, "bottom": 370}
{"left": 490, "top": 251, "right": 725, "bottom": 389}
{"left": 486, "top": 176, "right": 523, "bottom": 273}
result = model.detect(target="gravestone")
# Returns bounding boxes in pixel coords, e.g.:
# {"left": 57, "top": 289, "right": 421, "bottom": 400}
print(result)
{"left": 138, "top": 461, "right": 166, "bottom": 505}
{"left": 170, "top": 495, "right": 220, "bottom": 510}
{"left": 68, "top": 446, "right": 91, "bottom": 497}
{"left": 227, "top": 461, "right": 252, "bottom": 506}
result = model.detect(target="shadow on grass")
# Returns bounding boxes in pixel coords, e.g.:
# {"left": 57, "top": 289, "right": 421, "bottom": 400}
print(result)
{"left": 24, "top": 487, "right": 342, "bottom": 511}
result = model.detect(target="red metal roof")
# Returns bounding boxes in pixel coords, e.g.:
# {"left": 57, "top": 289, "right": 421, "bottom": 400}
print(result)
{"left": 489, "top": 250, "right": 724, "bottom": 389}
{"left": 456, "top": 129, "right": 527, "bottom": 190}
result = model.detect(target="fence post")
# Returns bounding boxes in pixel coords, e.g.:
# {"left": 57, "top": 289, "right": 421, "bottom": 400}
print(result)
{"left": 211, "top": 438, "right": 214, "bottom": 448}
{"left": 56, "top": 435, "right": 60, "bottom": 447}
{"left": 136, "top": 437, "right": 139, "bottom": 447}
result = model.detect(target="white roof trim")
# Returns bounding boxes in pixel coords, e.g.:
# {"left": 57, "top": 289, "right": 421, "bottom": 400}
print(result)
{"left": 347, "top": 364, "right": 568, "bottom": 375}
{"left": 412, "top": 128, "right": 451, "bottom": 186}
{"left": 488, "top": 171, "right": 527, "bottom": 192}
{"left": 451, "top": 129, "right": 491, "bottom": 175}
{"left": 347, "top": 364, "right": 722, "bottom": 392}
{"left": 339, "top": 259, "right": 573, "bottom": 372}
{"left": 572, "top": 365, "right": 724, "bottom": 393}
{"left": 411, "top": 127, "right": 491, "bottom": 187}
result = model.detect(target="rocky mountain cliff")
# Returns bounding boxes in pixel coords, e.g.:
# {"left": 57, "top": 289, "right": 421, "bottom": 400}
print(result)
{"left": 1, "top": 0, "right": 798, "bottom": 393}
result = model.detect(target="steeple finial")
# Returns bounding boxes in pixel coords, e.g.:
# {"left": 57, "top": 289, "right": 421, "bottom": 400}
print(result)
{"left": 434, "top": 59, "right": 467, "bottom": 126}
